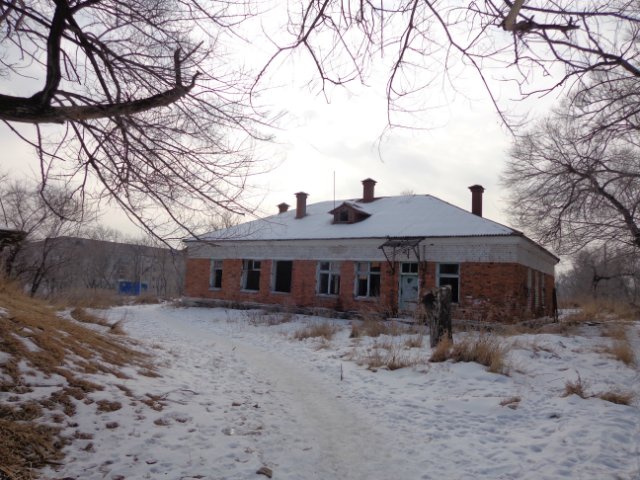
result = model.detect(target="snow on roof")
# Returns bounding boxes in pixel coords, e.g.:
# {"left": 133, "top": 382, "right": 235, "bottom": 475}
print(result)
{"left": 195, "top": 194, "right": 517, "bottom": 242}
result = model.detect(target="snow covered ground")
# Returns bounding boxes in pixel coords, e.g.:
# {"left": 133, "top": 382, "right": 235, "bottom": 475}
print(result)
{"left": 43, "top": 305, "right": 640, "bottom": 480}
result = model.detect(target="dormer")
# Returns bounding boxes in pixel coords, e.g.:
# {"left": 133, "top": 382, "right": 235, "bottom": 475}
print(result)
{"left": 328, "top": 202, "right": 371, "bottom": 224}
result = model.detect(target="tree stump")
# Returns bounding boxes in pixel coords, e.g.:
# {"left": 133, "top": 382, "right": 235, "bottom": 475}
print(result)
{"left": 423, "top": 285, "right": 453, "bottom": 348}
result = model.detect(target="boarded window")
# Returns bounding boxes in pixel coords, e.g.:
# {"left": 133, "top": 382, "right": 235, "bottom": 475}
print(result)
{"left": 242, "top": 260, "right": 261, "bottom": 291}
{"left": 438, "top": 263, "right": 459, "bottom": 303}
{"left": 355, "top": 262, "right": 381, "bottom": 297}
{"left": 317, "top": 261, "right": 341, "bottom": 295}
{"left": 273, "top": 261, "right": 293, "bottom": 293}
{"left": 209, "top": 260, "right": 223, "bottom": 289}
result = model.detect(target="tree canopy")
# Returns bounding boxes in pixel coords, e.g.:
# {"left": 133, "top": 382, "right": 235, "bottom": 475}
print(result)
{"left": 0, "top": 0, "right": 266, "bottom": 239}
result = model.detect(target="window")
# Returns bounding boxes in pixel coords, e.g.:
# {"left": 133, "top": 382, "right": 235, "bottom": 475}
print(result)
{"left": 355, "top": 262, "right": 381, "bottom": 297}
{"left": 209, "top": 260, "right": 223, "bottom": 289}
{"left": 401, "top": 262, "right": 418, "bottom": 274}
{"left": 242, "top": 260, "right": 261, "bottom": 291}
{"left": 317, "top": 261, "right": 341, "bottom": 295}
{"left": 338, "top": 209, "right": 349, "bottom": 223}
{"left": 437, "top": 263, "right": 459, "bottom": 303}
{"left": 272, "top": 261, "right": 293, "bottom": 293}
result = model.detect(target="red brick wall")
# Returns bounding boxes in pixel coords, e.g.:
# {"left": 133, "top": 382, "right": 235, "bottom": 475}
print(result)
{"left": 185, "top": 257, "right": 555, "bottom": 320}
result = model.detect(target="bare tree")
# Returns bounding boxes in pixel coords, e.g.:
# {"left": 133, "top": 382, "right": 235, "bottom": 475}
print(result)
{"left": 0, "top": 0, "right": 268, "bottom": 239}
{"left": 260, "top": 2, "right": 640, "bottom": 130}
{"left": 502, "top": 110, "right": 640, "bottom": 255}
{"left": 558, "top": 246, "right": 640, "bottom": 303}
{"left": 0, "top": 179, "right": 89, "bottom": 294}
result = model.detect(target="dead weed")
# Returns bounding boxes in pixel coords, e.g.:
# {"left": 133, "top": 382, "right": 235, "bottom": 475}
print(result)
{"left": 293, "top": 322, "right": 338, "bottom": 340}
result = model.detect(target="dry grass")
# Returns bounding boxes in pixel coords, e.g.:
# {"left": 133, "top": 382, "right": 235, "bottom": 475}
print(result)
{"left": 109, "top": 319, "right": 126, "bottom": 335}
{"left": 450, "top": 336, "right": 509, "bottom": 374}
{"left": 0, "top": 280, "right": 152, "bottom": 479}
{"left": 70, "top": 307, "right": 110, "bottom": 327}
{"left": 404, "top": 335, "right": 424, "bottom": 349}
{"left": 597, "top": 390, "right": 635, "bottom": 405}
{"left": 96, "top": 400, "right": 122, "bottom": 413}
{"left": 429, "top": 336, "right": 453, "bottom": 363}
{"left": 246, "top": 310, "right": 294, "bottom": 326}
{"left": 293, "top": 322, "right": 338, "bottom": 340}
{"left": 563, "top": 375, "right": 588, "bottom": 399}
{"left": 499, "top": 396, "right": 521, "bottom": 409}
{"left": 130, "top": 293, "right": 161, "bottom": 305}
{"left": 356, "top": 341, "right": 424, "bottom": 371}
{"left": 563, "top": 298, "right": 639, "bottom": 322}
{"left": 0, "top": 416, "right": 66, "bottom": 479}
{"left": 609, "top": 339, "right": 637, "bottom": 366}
{"left": 52, "top": 288, "right": 122, "bottom": 309}
{"left": 600, "top": 325, "right": 637, "bottom": 367}
{"left": 350, "top": 319, "right": 409, "bottom": 338}
{"left": 429, "top": 334, "right": 509, "bottom": 374}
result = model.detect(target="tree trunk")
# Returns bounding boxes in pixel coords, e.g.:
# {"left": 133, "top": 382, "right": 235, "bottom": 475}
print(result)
{"left": 424, "top": 286, "right": 453, "bottom": 348}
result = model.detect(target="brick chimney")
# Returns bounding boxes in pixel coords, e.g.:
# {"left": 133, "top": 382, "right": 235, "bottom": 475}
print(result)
{"left": 277, "top": 202, "right": 290, "bottom": 214}
{"left": 361, "top": 178, "right": 377, "bottom": 203}
{"left": 468, "top": 184, "right": 485, "bottom": 217}
{"left": 295, "top": 192, "right": 308, "bottom": 219}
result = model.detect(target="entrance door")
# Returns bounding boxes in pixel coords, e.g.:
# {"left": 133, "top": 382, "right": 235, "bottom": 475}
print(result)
{"left": 399, "top": 262, "right": 419, "bottom": 312}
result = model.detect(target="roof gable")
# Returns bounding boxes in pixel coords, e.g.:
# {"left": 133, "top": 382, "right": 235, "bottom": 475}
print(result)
{"left": 328, "top": 201, "right": 371, "bottom": 224}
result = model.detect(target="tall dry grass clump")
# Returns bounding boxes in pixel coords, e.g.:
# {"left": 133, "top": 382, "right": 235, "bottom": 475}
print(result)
{"left": 563, "top": 375, "right": 588, "bottom": 399}
{"left": 0, "top": 279, "right": 150, "bottom": 479}
{"left": 429, "top": 336, "right": 453, "bottom": 363}
{"left": 600, "top": 324, "right": 637, "bottom": 366}
{"left": 293, "top": 322, "right": 338, "bottom": 340}
{"left": 429, "top": 334, "right": 509, "bottom": 374}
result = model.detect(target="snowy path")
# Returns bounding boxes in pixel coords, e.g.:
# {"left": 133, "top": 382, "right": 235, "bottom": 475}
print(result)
{"left": 43, "top": 305, "right": 640, "bottom": 480}
{"left": 105, "top": 306, "right": 408, "bottom": 480}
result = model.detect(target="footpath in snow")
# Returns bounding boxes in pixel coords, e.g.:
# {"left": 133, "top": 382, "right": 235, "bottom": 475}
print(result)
{"left": 44, "top": 304, "right": 640, "bottom": 480}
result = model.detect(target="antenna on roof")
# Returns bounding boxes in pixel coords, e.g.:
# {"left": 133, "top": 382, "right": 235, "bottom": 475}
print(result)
{"left": 333, "top": 171, "right": 336, "bottom": 210}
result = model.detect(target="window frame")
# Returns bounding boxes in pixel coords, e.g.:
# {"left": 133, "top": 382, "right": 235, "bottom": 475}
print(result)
{"left": 317, "top": 261, "right": 341, "bottom": 296}
{"left": 437, "top": 263, "right": 460, "bottom": 303}
{"left": 209, "top": 259, "right": 223, "bottom": 290}
{"left": 241, "top": 259, "right": 261, "bottom": 291}
{"left": 354, "top": 261, "right": 381, "bottom": 298}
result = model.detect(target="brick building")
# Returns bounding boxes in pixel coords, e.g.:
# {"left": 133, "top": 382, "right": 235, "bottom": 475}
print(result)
{"left": 184, "top": 180, "right": 559, "bottom": 321}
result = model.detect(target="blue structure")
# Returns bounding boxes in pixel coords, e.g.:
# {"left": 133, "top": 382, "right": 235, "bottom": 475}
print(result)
{"left": 118, "top": 281, "right": 148, "bottom": 295}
